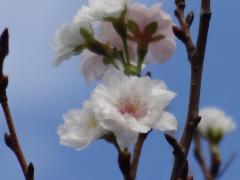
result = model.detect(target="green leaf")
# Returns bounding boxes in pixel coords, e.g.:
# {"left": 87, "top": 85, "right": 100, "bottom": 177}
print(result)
{"left": 127, "top": 20, "right": 140, "bottom": 34}
{"left": 144, "top": 22, "right": 158, "bottom": 37}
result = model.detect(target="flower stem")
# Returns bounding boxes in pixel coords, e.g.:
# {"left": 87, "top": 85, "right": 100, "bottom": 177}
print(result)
{"left": 122, "top": 38, "right": 130, "bottom": 65}
{"left": 130, "top": 133, "right": 149, "bottom": 180}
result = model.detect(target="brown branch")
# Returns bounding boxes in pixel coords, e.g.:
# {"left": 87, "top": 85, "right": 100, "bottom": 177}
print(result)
{"left": 169, "top": 0, "right": 212, "bottom": 179}
{"left": 193, "top": 132, "right": 213, "bottom": 180}
{"left": 118, "top": 150, "right": 132, "bottom": 180}
{"left": 108, "top": 131, "right": 149, "bottom": 180}
{"left": 0, "top": 28, "right": 34, "bottom": 180}
{"left": 130, "top": 132, "right": 149, "bottom": 180}
{"left": 165, "top": 134, "right": 191, "bottom": 180}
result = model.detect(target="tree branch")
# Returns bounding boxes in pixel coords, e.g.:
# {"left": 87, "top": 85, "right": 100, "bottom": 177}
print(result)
{"left": 0, "top": 28, "right": 34, "bottom": 180}
{"left": 193, "top": 132, "right": 213, "bottom": 180}
{"left": 130, "top": 132, "right": 149, "bottom": 180}
{"left": 168, "top": 0, "right": 212, "bottom": 179}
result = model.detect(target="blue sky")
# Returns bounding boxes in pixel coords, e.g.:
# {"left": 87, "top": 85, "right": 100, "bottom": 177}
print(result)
{"left": 0, "top": 0, "right": 239, "bottom": 179}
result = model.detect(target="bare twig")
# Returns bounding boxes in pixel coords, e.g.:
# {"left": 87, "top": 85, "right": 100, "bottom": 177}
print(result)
{"left": 118, "top": 150, "right": 132, "bottom": 180}
{"left": 193, "top": 132, "right": 213, "bottom": 180}
{"left": 0, "top": 28, "right": 34, "bottom": 180}
{"left": 168, "top": 0, "right": 212, "bottom": 179}
{"left": 165, "top": 134, "right": 184, "bottom": 159}
{"left": 217, "top": 152, "right": 237, "bottom": 178}
{"left": 130, "top": 132, "right": 149, "bottom": 180}
{"left": 165, "top": 134, "right": 191, "bottom": 180}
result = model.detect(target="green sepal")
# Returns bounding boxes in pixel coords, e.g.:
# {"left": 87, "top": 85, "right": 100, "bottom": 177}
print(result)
{"left": 124, "top": 64, "right": 140, "bottom": 76}
{"left": 137, "top": 43, "right": 148, "bottom": 65}
{"left": 103, "top": 57, "right": 112, "bottom": 65}
{"left": 88, "top": 41, "right": 110, "bottom": 57}
{"left": 151, "top": 34, "right": 165, "bottom": 42}
{"left": 206, "top": 128, "right": 224, "bottom": 144}
{"left": 104, "top": 8, "right": 127, "bottom": 39}
{"left": 80, "top": 27, "right": 94, "bottom": 42}
{"left": 144, "top": 22, "right": 158, "bottom": 37}
{"left": 73, "top": 44, "right": 86, "bottom": 54}
{"left": 127, "top": 20, "right": 140, "bottom": 34}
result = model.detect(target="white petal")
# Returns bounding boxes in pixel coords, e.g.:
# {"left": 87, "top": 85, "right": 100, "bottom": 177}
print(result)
{"left": 198, "top": 107, "right": 236, "bottom": 135}
{"left": 80, "top": 51, "right": 109, "bottom": 83}
{"left": 57, "top": 105, "right": 107, "bottom": 150}
{"left": 153, "top": 112, "right": 177, "bottom": 131}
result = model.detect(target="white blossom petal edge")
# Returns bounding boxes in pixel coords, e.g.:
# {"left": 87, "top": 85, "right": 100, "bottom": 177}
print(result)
{"left": 53, "top": 6, "right": 92, "bottom": 65}
{"left": 198, "top": 107, "right": 236, "bottom": 136}
{"left": 88, "top": 0, "right": 133, "bottom": 20}
{"left": 57, "top": 102, "right": 107, "bottom": 150}
{"left": 91, "top": 68, "right": 177, "bottom": 148}
{"left": 127, "top": 3, "right": 176, "bottom": 64}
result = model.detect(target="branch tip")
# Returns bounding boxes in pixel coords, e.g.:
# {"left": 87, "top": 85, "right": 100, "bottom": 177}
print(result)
{"left": 4, "top": 133, "right": 13, "bottom": 149}
{"left": 0, "top": 28, "right": 9, "bottom": 65}
{"left": 164, "top": 134, "right": 184, "bottom": 157}
{"left": 26, "top": 162, "right": 35, "bottom": 180}
{"left": 186, "top": 11, "right": 194, "bottom": 26}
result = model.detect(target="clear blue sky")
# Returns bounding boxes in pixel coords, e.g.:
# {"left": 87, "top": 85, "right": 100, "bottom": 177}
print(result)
{"left": 0, "top": 0, "right": 239, "bottom": 179}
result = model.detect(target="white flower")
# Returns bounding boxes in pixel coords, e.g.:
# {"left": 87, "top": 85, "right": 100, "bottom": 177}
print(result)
{"left": 90, "top": 68, "right": 177, "bottom": 148}
{"left": 79, "top": 22, "right": 136, "bottom": 83}
{"left": 80, "top": 50, "right": 111, "bottom": 83}
{"left": 87, "top": 0, "right": 133, "bottom": 20}
{"left": 198, "top": 107, "right": 236, "bottom": 136}
{"left": 53, "top": 6, "right": 92, "bottom": 65}
{"left": 127, "top": 3, "right": 176, "bottom": 64}
{"left": 57, "top": 102, "right": 107, "bottom": 149}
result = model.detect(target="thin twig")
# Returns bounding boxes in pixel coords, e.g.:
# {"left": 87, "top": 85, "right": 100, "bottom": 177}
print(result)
{"left": 168, "top": 0, "right": 212, "bottom": 179}
{"left": 165, "top": 134, "right": 190, "bottom": 180}
{"left": 118, "top": 150, "right": 132, "bottom": 180}
{"left": 193, "top": 132, "right": 213, "bottom": 180}
{"left": 217, "top": 152, "right": 237, "bottom": 178}
{"left": 130, "top": 132, "right": 149, "bottom": 180}
{"left": 0, "top": 28, "right": 34, "bottom": 180}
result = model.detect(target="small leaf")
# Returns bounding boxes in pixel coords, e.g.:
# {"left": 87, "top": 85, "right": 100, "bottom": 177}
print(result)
{"left": 144, "top": 22, "right": 158, "bottom": 37}
{"left": 127, "top": 20, "right": 140, "bottom": 34}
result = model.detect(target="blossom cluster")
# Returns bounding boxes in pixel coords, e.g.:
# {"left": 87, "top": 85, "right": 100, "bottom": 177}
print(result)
{"left": 54, "top": 0, "right": 178, "bottom": 150}
{"left": 54, "top": 0, "right": 236, "bottom": 152}
{"left": 53, "top": 0, "right": 176, "bottom": 83}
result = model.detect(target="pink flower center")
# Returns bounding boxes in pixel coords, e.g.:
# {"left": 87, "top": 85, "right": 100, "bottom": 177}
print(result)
{"left": 118, "top": 97, "right": 146, "bottom": 119}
